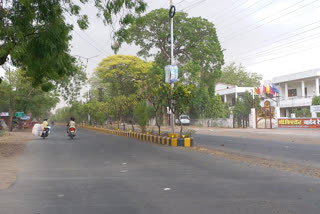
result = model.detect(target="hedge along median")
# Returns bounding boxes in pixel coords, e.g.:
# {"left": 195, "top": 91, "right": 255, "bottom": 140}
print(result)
{"left": 77, "top": 125, "right": 194, "bottom": 147}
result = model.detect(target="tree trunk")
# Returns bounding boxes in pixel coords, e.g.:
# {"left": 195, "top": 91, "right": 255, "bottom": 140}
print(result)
{"left": 246, "top": 116, "right": 248, "bottom": 127}
{"left": 155, "top": 110, "right": 161, "bottom": 136}
{"left": 131, "top": 115, "right": 135, "bottom": 131}
{"left": 242, "top": 116, "right": 245, "bottom": 128}
{"left": 9, "top": 93, "right": 14, "bottom": 132}
{"left": 123, "top": 118, "right": 126, "bottom": 131}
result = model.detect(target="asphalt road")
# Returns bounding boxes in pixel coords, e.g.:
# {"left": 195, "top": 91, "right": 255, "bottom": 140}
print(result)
{"left": 194, "top": 134, "right": 320, "bottom": 167}
{"left": 0, "top": 126, "right": 320, "bottom": 214}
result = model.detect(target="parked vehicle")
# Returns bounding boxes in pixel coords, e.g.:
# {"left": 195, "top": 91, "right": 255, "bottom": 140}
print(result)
{"left": 175, "top": 115, "right": 190, "bottom": 125}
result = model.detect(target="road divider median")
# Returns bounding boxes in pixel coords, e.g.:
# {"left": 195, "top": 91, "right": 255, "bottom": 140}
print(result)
{"left": 77, "top": 125, "right": 194, "bottom": 147}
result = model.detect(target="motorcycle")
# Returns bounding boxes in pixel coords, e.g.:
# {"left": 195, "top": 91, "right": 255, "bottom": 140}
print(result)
{"left": 41, "top": 126, "right": 50, "bottom": 139}
{"left": 68, "top": 127, "right": 76, "bottom": 139}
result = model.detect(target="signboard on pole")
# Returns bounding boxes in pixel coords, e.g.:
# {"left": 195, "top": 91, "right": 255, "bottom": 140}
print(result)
{"left": 15, "top": 112, "right": 24, "bottom": 118}
{"left": 310, "top": 105, "right": 320, "bottom": 113}
{"left": 21, "top": 114, "right": 31, "bottom": 120}
{"left": 165, "top": 65, "right": 171, "bottom": 83}
{"left": 165, "top": 65, "right": 179, "bottom": 83}
{"left": 169, "top": 65, "right": 178, "bottom": 83}
{"left": 0, "top": 112, "right": 9, "bottom": 116}
{"left": 167, "top": 106, "right": 172, "bottom": 114}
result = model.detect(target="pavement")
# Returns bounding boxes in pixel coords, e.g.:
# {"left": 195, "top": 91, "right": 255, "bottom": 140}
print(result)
{"left": 1, "top": 125, "right": 320, "bottom": 213}
{"left": 194, "top": 134, "right": 320, "bottom": 168}
{"left": 191, "top": 126, "right": 320, "bottom": 144}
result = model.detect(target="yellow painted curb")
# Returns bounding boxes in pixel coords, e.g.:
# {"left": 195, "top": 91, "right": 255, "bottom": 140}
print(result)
{"left": 75, "top": 125, "right": 194, "bottom": 147}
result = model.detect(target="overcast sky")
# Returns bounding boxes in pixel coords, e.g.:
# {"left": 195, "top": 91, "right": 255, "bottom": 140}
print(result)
{"left": 68, "top": 0, "right": 320, "bottom": 80}
{"left": 56, "top": 0, "right": 320, "bottom": 109}
{"left": 2, "top": 0, "right": 320, "bottom": 109}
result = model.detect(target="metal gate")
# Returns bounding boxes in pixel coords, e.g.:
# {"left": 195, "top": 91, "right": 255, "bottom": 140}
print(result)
{"left": 256, "top": 101, "right": 275, "bottom": 129}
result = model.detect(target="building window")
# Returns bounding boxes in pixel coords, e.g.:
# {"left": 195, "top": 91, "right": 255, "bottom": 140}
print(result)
{"left": 288, "top": 89, "right": 297, "bottom": 97}
{"left": 232, "top": 98, "right": 236, "bottom": 106}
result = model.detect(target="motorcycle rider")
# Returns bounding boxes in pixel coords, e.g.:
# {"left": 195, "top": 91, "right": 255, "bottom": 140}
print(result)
{"left": 42, "top": 119, "right": 48, "bottom": 128}
{"left": 67, "top": 117, "right": 76, "bottom": 134}
{"left": 42, "top": 119, "right": 50, "bottom": 135}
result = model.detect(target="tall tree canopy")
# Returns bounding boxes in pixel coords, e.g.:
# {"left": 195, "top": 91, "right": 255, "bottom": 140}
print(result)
{"left": 92, "top": 55, "right": 152, "bottom": 128}
{"left": 0, "top": 69, "right": 59, "bottom": 119}
{"left": 115, "top": 8, "right": 224, "bottom": 95}
{"left": 220, "top": 63, "right": 262, "bottom": 87}
{"left": 94, "top": 55, "right": 152, "bottom": 97}
{"left": 0, "top": 0, "right": 146, "bottom": 87}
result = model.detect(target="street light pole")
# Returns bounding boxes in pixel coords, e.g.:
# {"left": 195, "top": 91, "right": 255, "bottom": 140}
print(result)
{"left": 86, "top": 59, "right": 91, "bottom": 124}
{"left": 170, "top": 0, "right": 175, "bottom": 134}
{"left": 75, "top": 55, "right": 99, "bottom": 125}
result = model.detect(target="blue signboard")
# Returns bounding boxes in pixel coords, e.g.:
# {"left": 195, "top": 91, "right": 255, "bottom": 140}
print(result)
{"left": 169, "top": 65, "right": 178, "bottom": 83}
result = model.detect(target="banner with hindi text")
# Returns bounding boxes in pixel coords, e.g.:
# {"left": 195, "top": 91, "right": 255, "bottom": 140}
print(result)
{"left": 278, "top": 118, "right": 320, "bottom": 129}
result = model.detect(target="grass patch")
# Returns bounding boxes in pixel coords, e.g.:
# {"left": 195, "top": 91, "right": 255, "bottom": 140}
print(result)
{"left": 0, "top": 130, "right": 5, "bottom": 137}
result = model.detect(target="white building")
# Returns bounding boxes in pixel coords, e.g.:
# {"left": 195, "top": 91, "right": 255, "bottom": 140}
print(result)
{"left": 215, "top": 83, "right": 254, "bottom": 106}
{"left": 272, "top": 68, "right": 320, "bottom": 117}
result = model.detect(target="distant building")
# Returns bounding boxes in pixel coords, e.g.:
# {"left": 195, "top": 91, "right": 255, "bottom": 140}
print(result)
{"left": 215, "top": 83, "right": 254, "bottom": 106}
{"left": 272, "top": 68, "right": 320, "bottom": 117}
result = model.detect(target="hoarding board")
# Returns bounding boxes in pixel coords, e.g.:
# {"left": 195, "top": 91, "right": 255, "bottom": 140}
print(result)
{"left": 278, "top": 118, "right": 320, "bottom": 129}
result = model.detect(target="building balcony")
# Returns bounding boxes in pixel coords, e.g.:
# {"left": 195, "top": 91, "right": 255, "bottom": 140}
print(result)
{"left": 279, "top": 96, "right": 313, "bottom": 108}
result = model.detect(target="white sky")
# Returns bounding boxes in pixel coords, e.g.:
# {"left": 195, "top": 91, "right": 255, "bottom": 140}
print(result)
{"left": 2, "top": 0, "right": 320, "bottom": 110}
{"left": 68, "top": 0, "right": 320, "bottom": 81}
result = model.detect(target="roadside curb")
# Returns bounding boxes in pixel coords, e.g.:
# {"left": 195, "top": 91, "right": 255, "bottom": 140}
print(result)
{"left": 78, "top": 125, "right": 194, "bottom": 147}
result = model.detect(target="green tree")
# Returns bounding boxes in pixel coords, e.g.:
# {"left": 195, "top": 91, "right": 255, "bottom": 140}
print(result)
{"left": 205, "top": 95, "right": 229, "bottom": 119}
{"left": 232, "top": 99, "right": 246, "bottom": 128}
{"left": 232, "top": 91, "right": 259, "bottom": 128}
{"left": 52, "top": 102, "right": 88, "bottom": 124}
{"left": 133, "top": 100, "right": 149, "bottom": 132}
{"left": 94, "top": 55, "right": 152, "bottom": 96}
{"left": 93, "top": 55, "right": 152, "bottom": 127}
{"left": 220, "top": 63, "right": 262, "bottom": 87}
{"left": 0, "top": 68, "right": 59, "bottom": 130}
{"left": 293, "top": 108, "right": 311, "bottom": 118}
{"left": 145, "top": 74, "right": 169, "bottom": 135}
{"left": 312, "top": 96, "right": 320, "bottom": 105}
{"left": 57, "top": 62, "right": 87, "bottom": 103}
{"left": 169, "top": 82, "right": 194, "bottom": 136}
{"left": 115, "top": 9, "right": 224, "bottom": 95}
{"left": 312, "top": 96, "right": 320, "bottom": 117}
{"left": 188, "top": 87, "right": 209, "bottom": 118}
{"left": 0, "top": 0, "right": 146, "bottom": 85}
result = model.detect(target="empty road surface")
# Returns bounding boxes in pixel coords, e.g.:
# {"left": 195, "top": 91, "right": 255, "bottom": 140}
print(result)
{"left": 0, "top": 126, "right": 320, "bottom": 214}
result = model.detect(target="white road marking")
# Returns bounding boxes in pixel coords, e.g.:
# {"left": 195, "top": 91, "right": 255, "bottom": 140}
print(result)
{"left": 163, "top": 188, "right": 171, "bottom": 191}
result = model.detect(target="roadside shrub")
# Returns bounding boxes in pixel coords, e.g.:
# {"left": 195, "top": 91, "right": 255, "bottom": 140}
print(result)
{"left": 133, "top": 101, "right": 149, "bottom": 132}
{"left": 293, "top": 108, "right": 311, "bottom": 118}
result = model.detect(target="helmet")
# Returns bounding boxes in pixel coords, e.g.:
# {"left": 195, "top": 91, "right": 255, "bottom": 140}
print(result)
{"left": 44, "top": 119, "right": 48, "bottom": 121}
{"left": 70, "top": 117, "right": 75, "bottom": 121}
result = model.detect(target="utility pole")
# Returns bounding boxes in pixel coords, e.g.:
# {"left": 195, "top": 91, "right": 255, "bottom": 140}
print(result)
{"left": 170, "top": 0, "right": 175, "bottom": 134}
{"left": 75, "top": 55, "right": 99, "bottom": 125}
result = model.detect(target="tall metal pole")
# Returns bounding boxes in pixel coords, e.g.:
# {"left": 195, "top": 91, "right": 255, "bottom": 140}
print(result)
{"left": 86, "top": 59, "right": 91, "bottom": 124}
{"left": 170, "top": 0, "right": 175, "bottom": 134}
{"left": 75, "top": 55, "right": 99, "bottom": 125}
